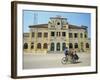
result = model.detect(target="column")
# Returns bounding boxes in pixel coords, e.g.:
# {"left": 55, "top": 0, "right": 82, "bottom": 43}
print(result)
{"left": 48, "top": 31, "right": 51, "bottom": 52}
{"left": 60, "top": 42, "right": 62, "bottom": 51}
{"left": 28, "top": 31, "right": 32, "bottom": 53}
{"left": 55, "top": 42, "right": 56, "bottom": 52}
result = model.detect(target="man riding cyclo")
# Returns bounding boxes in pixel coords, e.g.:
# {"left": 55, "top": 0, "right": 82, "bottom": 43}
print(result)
{"left": 64, "top": 47, "right": 69, "bottom": 57}
{"left": 64, "top": 48, "right": 79, "bottom": 63}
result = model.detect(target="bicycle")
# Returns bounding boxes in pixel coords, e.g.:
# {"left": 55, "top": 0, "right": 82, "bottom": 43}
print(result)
{"left": 61, "top": 56, "right": 68, "bottom": 64}
{"left": 61, "top": 55, "right": 77, "bottom": 64}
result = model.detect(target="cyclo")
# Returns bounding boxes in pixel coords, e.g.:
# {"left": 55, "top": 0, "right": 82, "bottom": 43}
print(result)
{"left": 61, "top": 50, "right": 79, "bottom": 64}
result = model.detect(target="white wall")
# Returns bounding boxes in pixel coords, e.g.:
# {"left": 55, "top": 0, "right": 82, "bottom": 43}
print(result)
{"left": 0, "top": 0, "right": 99, "bottom": 80}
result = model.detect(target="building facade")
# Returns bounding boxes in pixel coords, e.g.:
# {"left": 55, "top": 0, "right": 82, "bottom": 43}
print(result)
{"left": 23, "top": 16, "right": 90, "bottom": 54}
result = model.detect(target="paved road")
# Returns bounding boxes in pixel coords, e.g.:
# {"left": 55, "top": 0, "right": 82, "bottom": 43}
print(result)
{"left": 23, "top": 53, "right": 91, "bottom": 69}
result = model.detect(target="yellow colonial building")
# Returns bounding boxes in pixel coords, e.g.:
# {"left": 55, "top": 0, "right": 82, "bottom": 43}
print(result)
{"left": 23, "top": 16, "right": 90, "bottom": 54}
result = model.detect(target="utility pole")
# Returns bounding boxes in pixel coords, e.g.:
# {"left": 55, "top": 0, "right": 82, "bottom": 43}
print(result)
{"left": 33, "top": 12, "right": 38, "bottom": 52}
{"left": 34, "top": 12, "right": 38, "bottom": 25}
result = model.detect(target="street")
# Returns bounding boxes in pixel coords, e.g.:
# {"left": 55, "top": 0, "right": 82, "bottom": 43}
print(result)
{"left": 23, "top": 52, "right": 91, "bottom": 69}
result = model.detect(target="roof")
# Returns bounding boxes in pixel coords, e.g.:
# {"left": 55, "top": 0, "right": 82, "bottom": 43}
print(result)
{"left": 29, "top": 24, "right": 48, "bottom": 28}
{"left": 29, "top": 24, "right": 87, "bottom": 30}
{"left": 69, "top": 24, "right": 86, "bottom": 29}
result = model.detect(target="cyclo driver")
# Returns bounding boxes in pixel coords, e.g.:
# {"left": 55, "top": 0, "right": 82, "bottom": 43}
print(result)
{"left": 64, "top": 47, "right": 69, "bottom": 57}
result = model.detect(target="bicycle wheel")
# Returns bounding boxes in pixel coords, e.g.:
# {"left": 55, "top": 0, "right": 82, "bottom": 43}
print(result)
{"left": 71, "top": 58, "right": 76, "bottom": 63}
{"left": 61, "top": 57, "right": 68, "bottom": 64}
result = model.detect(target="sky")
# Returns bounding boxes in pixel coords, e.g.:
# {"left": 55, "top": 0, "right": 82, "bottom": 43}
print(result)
{"left": 23, "top": 10, "right": 91, "bottom": 38}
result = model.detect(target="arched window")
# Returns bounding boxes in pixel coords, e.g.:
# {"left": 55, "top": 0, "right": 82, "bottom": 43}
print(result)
{"left": 31, "top": 42, "right": 34, "bottom": 49}
{"left": 43, "top": 43, "right": 48, "bottom": 49}
{"left": 51, "top": 43, "right": 55, "bottom": 51}
{"left": 74, "top": 43, "right": 78, "bottom": 48}
{"left": 86, "top": 43, "right": 89, "bottom": 48}
{"left": 37, "top": 43, "right": 41, "bottom": 49}
{"left": 69, "top": 43, "right": 73, "bottom": 48}
{"left": 57, "top": 43, "right": 60, "bottom": 51}
{"left": 62, "top": 43, "right": 66, "bottom": 51}
{"left": 24, "top": 43, "right": 28, "bottom": 49}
